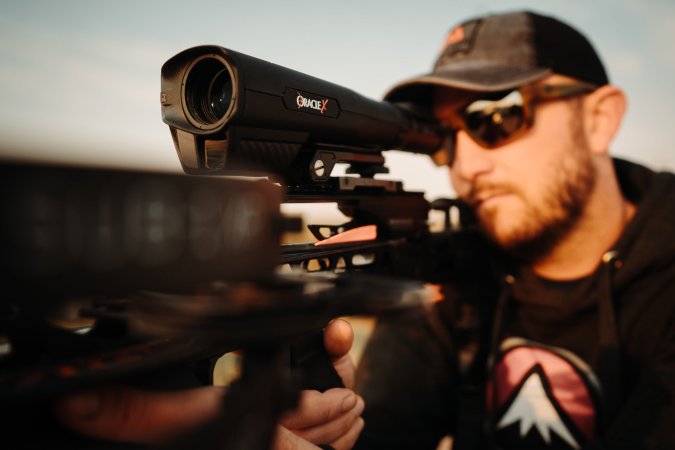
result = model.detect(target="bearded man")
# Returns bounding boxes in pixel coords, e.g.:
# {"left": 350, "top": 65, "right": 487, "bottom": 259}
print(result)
{"left": 354, "top": 10, "right": 675, "bottom": 450}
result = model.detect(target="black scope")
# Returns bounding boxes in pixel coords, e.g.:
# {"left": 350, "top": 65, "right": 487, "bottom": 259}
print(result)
{"left": 161, "top": 46, "right": 449, "bottom": 179}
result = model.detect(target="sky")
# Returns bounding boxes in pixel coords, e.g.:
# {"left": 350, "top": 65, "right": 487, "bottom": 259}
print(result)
{"left": 1, "top": 0, "right": 674, "bottom": 201}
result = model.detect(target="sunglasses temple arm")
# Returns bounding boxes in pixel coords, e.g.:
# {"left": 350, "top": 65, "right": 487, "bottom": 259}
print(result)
{"left": 537, "top": 82, "right": 598, "bottom": 99}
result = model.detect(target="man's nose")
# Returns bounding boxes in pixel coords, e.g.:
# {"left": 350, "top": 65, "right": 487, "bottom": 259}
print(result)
{"left": 451, "top": 131, "right": 494, "bottom": 182}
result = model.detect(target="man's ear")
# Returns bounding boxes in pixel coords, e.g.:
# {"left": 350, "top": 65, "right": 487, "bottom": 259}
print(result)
{"left": 584, "top": 85, "right": 627, "bottom": 155}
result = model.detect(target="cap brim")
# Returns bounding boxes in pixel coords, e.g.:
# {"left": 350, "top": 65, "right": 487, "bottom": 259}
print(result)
{"left": 384, "top": 64, "right": 552, "bottom": 103}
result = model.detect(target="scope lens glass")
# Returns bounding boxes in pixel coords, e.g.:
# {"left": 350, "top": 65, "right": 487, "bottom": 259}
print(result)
{"left": 185, "top": 58, "right": 234, "bottom": 127}
{"left": 208, "top": 69, "right": 233, "bottom": 122}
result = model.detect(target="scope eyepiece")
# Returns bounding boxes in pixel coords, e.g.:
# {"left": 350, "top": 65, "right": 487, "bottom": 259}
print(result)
{"left": 183, "top": 55, "right": 236, "bottom": 130}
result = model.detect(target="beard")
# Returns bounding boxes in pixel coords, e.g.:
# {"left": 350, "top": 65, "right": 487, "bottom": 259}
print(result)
{"left": 469, "top": 112, "right": 597, "bottom": 264}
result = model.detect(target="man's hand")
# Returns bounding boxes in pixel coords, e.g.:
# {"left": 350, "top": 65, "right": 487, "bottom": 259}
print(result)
{"left": 275, "top": 388, "right": 364, "bottom": 450}
{"left": 54, "top": 319, "right": 362, "bottom": 449}
{"left": 274, "top": 319, "right": 364, "bottom": 450}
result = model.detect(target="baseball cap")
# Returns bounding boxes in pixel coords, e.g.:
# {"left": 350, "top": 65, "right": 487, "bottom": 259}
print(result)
{"left": 384, "top": 11, "right": 609, "bottom": 104}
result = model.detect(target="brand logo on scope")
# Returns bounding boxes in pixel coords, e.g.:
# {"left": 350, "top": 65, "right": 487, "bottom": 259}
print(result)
{"left": 296, "top": 92, "right": 329, "bottom": 114}
{"left": 283, "top": 88, "right": 339, "bottom": 118}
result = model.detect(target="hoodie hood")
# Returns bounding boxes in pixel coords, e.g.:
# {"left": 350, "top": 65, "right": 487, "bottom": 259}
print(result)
{"left": 610, "top": 158, "right": 675, "bottom": 293}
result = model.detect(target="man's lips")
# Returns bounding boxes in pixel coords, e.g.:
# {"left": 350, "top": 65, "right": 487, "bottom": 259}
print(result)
{"left": 468, "top": 191, "right": 511, "bottom": 209}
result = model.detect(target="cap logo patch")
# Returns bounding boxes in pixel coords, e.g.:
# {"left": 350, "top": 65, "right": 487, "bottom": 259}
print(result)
{"left": 438, "top": 19, "right": 481, "bottom": 61}
{"left": 445, "top": 26, "right": 465, "bottom": 47}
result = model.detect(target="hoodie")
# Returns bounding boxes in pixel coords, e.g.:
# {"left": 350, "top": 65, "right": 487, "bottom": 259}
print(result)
{"left": 354, "top": 159, "right": 675, "bottom": 450}
{"left": 486, "top": 159, "right": 675, "bottom": 449}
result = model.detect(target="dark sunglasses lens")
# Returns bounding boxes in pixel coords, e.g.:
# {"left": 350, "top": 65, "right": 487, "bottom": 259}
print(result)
{"left": 463, "top": 91, "right": 526, "bottom": 147}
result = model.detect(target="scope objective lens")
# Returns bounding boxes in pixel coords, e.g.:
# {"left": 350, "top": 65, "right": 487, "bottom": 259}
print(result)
{"left": 185, "top": 57, "right": 234, "bottom": 128}
{"left": 208, "top": 69, "right": 233, "bottom": 122}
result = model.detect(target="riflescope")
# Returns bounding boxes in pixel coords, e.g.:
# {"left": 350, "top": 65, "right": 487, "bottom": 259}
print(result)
{"left": 161, "top": 46, "right": 447, "bottom": 182}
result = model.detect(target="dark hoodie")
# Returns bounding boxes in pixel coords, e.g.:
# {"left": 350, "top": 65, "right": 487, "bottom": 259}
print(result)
{"left": 355, "top": 159, "right": 675, "bottom": 450}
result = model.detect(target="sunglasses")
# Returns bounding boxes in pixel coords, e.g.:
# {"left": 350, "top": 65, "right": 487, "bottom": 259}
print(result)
{"left": 433, "top": 81, "right": 598, "bottom": 166}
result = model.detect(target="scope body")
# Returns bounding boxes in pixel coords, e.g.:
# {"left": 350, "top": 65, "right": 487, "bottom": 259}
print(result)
{"left": 161, "top": 46, "right": 444, "bottom": 180}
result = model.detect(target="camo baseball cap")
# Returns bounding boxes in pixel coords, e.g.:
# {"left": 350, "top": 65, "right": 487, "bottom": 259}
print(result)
{"left": 384, "top": 11, "right": 609, "bottom": 103}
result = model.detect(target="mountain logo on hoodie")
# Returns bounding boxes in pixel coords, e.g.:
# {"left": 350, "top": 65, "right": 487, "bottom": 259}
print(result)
{"left": 486, "top": 338, "right": 602, "bottom": 449}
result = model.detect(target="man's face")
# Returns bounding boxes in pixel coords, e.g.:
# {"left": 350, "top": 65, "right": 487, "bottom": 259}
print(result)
{"left": 433, "top": 82, "right": 597, "bottom": 262}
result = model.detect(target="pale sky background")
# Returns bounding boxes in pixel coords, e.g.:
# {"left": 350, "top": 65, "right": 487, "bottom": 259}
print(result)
{"left": 1, "top": 0, "right": 674, "bottom": 202}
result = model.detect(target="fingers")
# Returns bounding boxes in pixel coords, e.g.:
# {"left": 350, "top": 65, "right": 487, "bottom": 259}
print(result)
{"left": 324, "top": 319, "right": 355, "bottom": 388}
{"left": 327, "top": 416, "right": 365, "bottom": 450}
{"left": 292, "top": 394, "right": 365, "bottom": 446}
{"left": 279, "top": 388, "right": 364, "bottom": 450}
{"left": 54, "top": 385, "right": 224, "bottom": 444}
{"left": 280, "top": 388, "right": 357, "bottom": 429}
{"left": 272, "top": 426, "right": 320, "bottom": 450}
{"left": 274, "top": 420, "right": 365, "bottom": 450}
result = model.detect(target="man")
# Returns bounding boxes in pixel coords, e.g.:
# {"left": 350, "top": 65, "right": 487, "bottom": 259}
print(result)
{"left": 354, "top": 10, "right": 675, "bottom": 450}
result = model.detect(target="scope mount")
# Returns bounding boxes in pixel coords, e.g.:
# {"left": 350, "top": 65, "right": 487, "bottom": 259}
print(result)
{"left": 309, "top": 146, "right": 389, "bottom": 182}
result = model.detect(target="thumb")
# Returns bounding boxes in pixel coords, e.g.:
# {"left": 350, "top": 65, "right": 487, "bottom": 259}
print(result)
{"left": 323, "top": 319, "right": 355, "bottom": 389}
